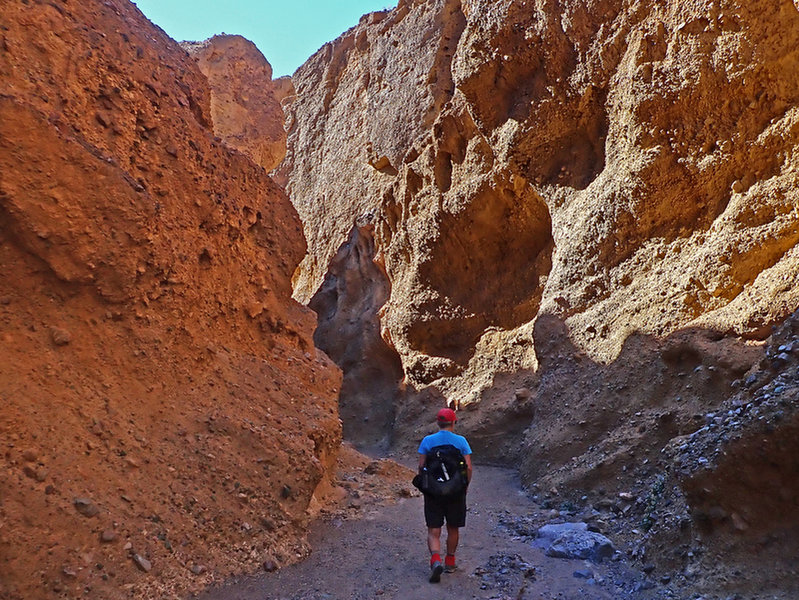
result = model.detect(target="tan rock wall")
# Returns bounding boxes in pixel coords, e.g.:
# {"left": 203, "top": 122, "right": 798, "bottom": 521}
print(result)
{"left": 183, "top": 35, "right": 290, "bottom": 171}
{"left": 0, "top": 2, "right": 340, "bottom": 599}
{"left": 282, "top": 0, "right": 799, "bottom": 409}
{"left": 279, "top": 4, "right": 799, "bottom": 589}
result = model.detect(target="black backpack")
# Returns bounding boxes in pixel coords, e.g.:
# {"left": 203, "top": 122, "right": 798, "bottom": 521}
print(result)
{"left": 413, "top": 444, "right": 468, "bottom": 498}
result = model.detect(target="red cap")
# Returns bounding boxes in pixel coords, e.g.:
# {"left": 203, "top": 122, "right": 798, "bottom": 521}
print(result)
{"left": 436, "top": 408, "right": 458, "bottom": 423}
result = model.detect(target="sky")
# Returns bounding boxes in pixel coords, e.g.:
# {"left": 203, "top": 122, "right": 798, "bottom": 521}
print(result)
{"left": 133, "top": 0, "right": 397, "bottom": 77}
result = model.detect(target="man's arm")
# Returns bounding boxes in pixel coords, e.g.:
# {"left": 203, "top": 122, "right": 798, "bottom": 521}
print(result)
{"left": 465, "top": 454, "right": 473, "bottom": 483}
{"left": 418, "top": 453, "right": 427, "bottom": 470}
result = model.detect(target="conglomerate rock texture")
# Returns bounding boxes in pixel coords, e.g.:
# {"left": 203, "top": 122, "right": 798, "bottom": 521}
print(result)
{"left": 0, "top": 2, "right": 341, "bottom": 600}
{"left": 279, "top": 0, "right": 799, "bottom": 595}
{"left": 182, "top": 35, "right": 291, "bottom": 172}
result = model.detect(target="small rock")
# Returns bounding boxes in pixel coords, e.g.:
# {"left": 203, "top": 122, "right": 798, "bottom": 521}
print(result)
{"left": 263, "top": 559, "right": 278, "bottom": 572}
{"left": 132, "top": 554, "right": 151, "bottom": 572}
{"left": 74, "top": 497, "right": 100, "bottom": 518}
{"left": 731, "top": 179, "right": 743, "bottom": 193}
{"left": 100, "top": 530, "right": 117, "bottom": 543}
{"left": 190, "top": 564, "right": 207, "bottom": 575}
{"left": 639, "top": 580, "right": 656, "bottom": 590}
{"left": 363, "top": 461, "right": 381, "bottom": 475}
{"left": 23, "top": 465, "right": 41, "bottom": 481}
{"left": 51, "top": 327, "right": 72, "bottom": 346}
{"left": 281, "top": 485, "right": 292, "bottom": 499}
{"left": 123, "top": 542, "right": 133, "bottom": 551}
{"left": 62, "top": 567, "right": 77, "bottom": 578}
{"left": 573, "top": 568, "right": 593, "bottom": 578}
{"left": 731, "top": 512, "right": 749, "bottom": 532}
{"left": 22, "top": 449, "right": 38, "bottom": 462}
{"left": 536, "top": 522, "right": 588, "bottom": 544}
{"left": 643, "top": 563, "right": 656, "bottom": 574}
{"left": 514, "top": 388, "right": 531, "bottom": 400}
{"left": 773, "top": 352, "right": 791, "bottom": 367}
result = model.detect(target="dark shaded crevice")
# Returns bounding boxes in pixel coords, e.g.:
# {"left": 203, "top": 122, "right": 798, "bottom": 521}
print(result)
{"left": 308, "top": 223, "right": 404, "bottom": 451}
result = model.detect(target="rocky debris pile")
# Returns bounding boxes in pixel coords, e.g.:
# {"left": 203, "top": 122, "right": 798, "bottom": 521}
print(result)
{"left": 312, "top": 443, "right": 417, "bottom": 521}
{"left": 472, "top": 553, "right": 536, "bottom": 595}
{"left": 493, "top": 507, "right": 682, "bottom": 599}
{"left": 668, "top": 310, "right": 799, "bottom": 483}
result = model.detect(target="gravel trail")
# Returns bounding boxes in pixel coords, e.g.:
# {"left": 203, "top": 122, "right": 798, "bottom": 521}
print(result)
{"left": 194, "top": 465, "right": 667, "bottom": 600}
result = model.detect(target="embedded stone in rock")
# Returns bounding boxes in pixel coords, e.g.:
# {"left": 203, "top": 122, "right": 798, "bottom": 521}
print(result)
{"left": 132, "top": 554, "right": 152, "bottom": 573}
{"left": 23, "top": 466, "right": 48, "bottom": 482}
{"left": 100, "top": 530, "right": 117, "bottom": 543}
{"left": 50, "top": 327, "right": 71, "bottom": 346}
{"left": 73, "top": 498, "right": 100, "bottom": 518}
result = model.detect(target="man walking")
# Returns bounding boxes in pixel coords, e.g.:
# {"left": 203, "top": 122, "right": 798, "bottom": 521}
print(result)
{"left": 417, "top": 407, "right": 473, "bottom": 583}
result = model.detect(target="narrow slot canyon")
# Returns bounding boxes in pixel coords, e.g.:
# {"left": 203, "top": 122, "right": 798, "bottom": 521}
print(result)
{"left": 2, "top": 1, "right": 799, "bottom": 599}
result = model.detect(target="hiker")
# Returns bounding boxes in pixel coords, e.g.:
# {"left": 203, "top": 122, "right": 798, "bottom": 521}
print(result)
{"left": 417, "top": 407, "right": 472, "bottom": 583}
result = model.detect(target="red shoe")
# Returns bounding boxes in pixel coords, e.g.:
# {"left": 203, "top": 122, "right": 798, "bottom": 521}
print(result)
{"left": 444, "top": 554, "right": 457, "bottom": 573}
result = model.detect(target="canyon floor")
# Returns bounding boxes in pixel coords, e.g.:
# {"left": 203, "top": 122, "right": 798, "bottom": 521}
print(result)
{"left": 194, "top": 463, "right": 669, "bottom": 600}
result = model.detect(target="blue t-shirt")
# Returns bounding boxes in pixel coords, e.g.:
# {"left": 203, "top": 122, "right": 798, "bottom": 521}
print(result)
{"left": 418, "top": 430, "right": 472, "bottom": 456}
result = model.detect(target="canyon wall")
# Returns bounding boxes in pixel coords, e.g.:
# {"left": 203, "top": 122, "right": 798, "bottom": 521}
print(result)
{"left": 280, "top": 0, "right": 799, "bottom": 594}
{"left": 282, "top": 0, "right": 799, "bottom": 455}
{"left": 182, "top": 35, "right": 291, "bottom": 172}
{"left": 0, "top": 2, "right": 340, "bottom": 599}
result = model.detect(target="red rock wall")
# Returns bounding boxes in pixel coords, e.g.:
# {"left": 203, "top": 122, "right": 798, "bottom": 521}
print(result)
{"left": 0, "top": 2, "right": 340, "bottom": 599}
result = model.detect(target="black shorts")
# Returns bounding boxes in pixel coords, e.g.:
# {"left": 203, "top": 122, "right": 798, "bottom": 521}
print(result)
{"left": 424, "top": 493, "right": 467, "bottom": 528}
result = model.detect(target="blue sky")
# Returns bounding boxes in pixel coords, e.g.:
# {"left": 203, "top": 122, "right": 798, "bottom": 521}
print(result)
{"left": 133, "top": 0, "right": 397, "bottom": 77}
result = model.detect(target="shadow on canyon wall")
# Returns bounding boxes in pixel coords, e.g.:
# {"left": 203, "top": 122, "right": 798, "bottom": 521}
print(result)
{"left": 309, "top": 223, "right": 403, "bottom": 451}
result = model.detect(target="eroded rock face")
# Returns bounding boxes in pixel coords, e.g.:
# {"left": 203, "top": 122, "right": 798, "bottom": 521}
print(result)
{"left": 0, "top": 2, "right": 340, "bottom": 600}
{"left": 183, "top": 35, "right": 291, "bottom": 171}
{"left": 280, "top": 0, "right": 799, "bottom": 589}
{"left": 282, "top": 0, "right": 799, "bottom": 448}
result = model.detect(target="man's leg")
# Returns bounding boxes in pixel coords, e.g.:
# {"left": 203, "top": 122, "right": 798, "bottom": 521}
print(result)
{"left": 427, "top": 527, "right": 442, "bottom": 556}
{"left": 445, "top": 525, "right": 459, "bottom": 555}
{"left": 427, "top": 527, "right": 444, "bottom": 582}
{"left": 424, "top": 495, "right": 445, "bottom": 583}
{"left": 444, "top": 493, "right": 466, "bottom": 573}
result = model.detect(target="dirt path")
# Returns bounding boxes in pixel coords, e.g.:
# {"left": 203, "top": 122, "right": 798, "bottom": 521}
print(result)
{"left": 194, "top": 466, "right": 668, "bottom": 600}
